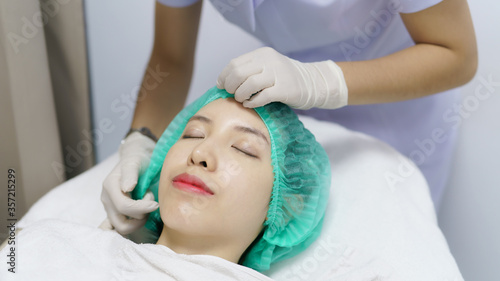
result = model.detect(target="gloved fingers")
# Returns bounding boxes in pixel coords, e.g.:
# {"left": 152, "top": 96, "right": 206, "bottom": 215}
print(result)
{"left": 120, "top": 160, "right": 141, "bottom": 193}
{"left": 216, "top": 62, "right": 233, "bottom": 90}
{"left": 218, "top": 62, "right": 263, "bottom": 94}
{"left": 217, "top": 59, "right": 246, "bottom": 90}
{"left": 231, "top": 46, "right": 275, "bottom": 63}
{"left": 143, "top": 191, "right": 155, "bottom": 201}
{"left": 103, "top": 171, "right": 158, "bottom": 220}
{"left": 225, "top": 63, "right": 264, "bottom": 95}
{"left": 101, "top": 185, "right": 158, "bottom": 234}
{"left": 99, "top": 218, "right": 114, "bottom": 230}
{"left": 234, "top": 70, "right": 275, "bottom": 103}
{"left": 101, "top": 190, "right": 128, "bottom": 233}
{"left": 242, "top": 86, "right": 280, "bottom": 108}
{"left": 120, "top": 131, "right": 156, "bottom": 148}
{"left": 232, "top": 47, "right": 263, "bottom": 64}
{"left": 108, "top": 210, "right": 149, "bottom": 235}
{"left": 114, "top": 193, "right": 159, "bottom": 220}
{"left": 102, "top": 164, "right": 122, "bottom": 203}
{"left": 217, "top": 47, "right": 267, "bottom": 89}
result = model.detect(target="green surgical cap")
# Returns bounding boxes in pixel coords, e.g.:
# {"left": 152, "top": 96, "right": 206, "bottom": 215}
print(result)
{"left": 132, "top": 86, "right": 331, "bottom": 272}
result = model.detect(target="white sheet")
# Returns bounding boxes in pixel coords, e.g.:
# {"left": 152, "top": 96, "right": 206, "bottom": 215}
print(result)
{"left": 0, "top": 219, "right": 272, "bottom": 281}
{"left": 13, "top": 116, "right": 464, "bottom": 280}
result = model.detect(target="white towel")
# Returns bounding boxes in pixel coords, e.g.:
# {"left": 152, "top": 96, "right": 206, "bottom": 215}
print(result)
{"left": 0, "top": 219, "right": 273, "bottom": 281}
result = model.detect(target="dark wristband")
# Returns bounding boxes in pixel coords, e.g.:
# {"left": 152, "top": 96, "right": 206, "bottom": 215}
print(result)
{"left": 125, "top": 127, "right": 158, "bottom": 143}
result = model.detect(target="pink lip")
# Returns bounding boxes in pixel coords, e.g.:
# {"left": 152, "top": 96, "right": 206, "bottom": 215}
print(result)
{"left": 172, "top": 173, "right": 214, "bottom": 195}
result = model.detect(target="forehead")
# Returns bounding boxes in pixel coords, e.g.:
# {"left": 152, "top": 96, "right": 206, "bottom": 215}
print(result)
{"left": 195, "top": 98, "right": 268, "bottom": 132}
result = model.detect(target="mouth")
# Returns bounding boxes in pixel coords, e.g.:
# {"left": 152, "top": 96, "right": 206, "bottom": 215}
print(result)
{"left": 172, "top": 173, "right": 214, "bottom": 196}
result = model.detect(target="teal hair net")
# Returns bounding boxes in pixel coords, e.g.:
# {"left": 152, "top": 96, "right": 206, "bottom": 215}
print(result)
{"left": 132, "top": 86, "right": 331, "bottom": 272}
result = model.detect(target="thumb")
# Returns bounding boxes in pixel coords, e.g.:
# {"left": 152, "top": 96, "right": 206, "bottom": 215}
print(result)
{"left": 120, "top": 161, "right": 140, "bottom": 193}
{"left": 143, "top": 191, "right": 155, "bottom": 202}
{"left": 242, "top": 88, "right": 277, "bottom": 108}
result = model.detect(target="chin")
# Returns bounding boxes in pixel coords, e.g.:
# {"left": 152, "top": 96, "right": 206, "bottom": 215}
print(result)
{"left": 161, "top": 202, "right": 203, "bottom": 228}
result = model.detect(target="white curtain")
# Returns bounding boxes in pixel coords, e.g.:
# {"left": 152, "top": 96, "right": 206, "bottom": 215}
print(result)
{"left": 0, "top": 0, "right": 92, "bottom": 240}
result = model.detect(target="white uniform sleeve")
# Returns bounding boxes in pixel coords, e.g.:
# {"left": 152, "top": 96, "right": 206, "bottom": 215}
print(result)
{"left": 157, "top": 0, "right": 201, "bottom": 8}
{"left": 399, "top": 0, "right": 443, "bottom": 13}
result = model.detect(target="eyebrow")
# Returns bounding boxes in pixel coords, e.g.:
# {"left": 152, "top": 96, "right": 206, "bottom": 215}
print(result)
{"left": 188, "top": 115, "right": 269, "bottom": 145}
{"left": 189, "top": 115, "right": 211, "bottom": 124}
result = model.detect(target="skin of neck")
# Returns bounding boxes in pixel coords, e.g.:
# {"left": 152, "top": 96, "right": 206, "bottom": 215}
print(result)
{"left": 155, "top": 224, "right": 262, "bottom": 264}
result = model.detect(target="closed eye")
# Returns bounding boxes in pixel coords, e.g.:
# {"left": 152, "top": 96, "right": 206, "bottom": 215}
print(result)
{"left": 181, "top": 135, "right": 204, "bottom": 139}
{"left": 233, "top": 146, "right": 257, "bottom": 158}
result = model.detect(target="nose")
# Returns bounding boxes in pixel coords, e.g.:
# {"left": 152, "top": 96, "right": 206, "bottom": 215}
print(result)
{"left": 188, "top": 141, "right": 217, "bottom": 171}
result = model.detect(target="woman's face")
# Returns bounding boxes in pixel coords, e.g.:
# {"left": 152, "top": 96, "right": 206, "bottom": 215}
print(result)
{"left": 158, "top": 98, "right": 274, "bottom": 243}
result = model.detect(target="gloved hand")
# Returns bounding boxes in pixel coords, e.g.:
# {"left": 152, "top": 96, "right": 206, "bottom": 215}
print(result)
{"left": 100, "top": 131, "right": 159, "bottom": 234}
{"left": 216, "top": 47, "right": 348, "bottom": 109}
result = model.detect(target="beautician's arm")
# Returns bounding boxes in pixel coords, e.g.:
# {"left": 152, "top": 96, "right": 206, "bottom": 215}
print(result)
{"left": 131, "top": 1, "right": 203, "bottom": 138}
{"left": 339, "top": 0, "right": 477, "bottom": 104}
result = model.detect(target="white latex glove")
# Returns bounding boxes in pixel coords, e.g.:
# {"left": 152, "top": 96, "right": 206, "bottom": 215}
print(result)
{"left": 100, "top": 131, "right": 159, "bottom": 234}
{"left": 217, "top": 47, "right": 348, "bottom": 109}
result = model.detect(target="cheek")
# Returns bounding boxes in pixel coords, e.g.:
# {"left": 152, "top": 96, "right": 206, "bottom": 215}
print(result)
{"left": 158, "top": 144, "right": 189, "bottom": 201}
{"left": 158, "top": 164, "right": 171, "bottom": 206}
{"left": 255, "top": 161, "right": 275, "bottom": 206}
{"left": 229, "top": 161, "right": 274, "bottom": 208}
{"left": 255, "top": 166, "right": 274, "bottom": 200}
{"left": 162, "top": 143, "right": 191, "bottom": 172}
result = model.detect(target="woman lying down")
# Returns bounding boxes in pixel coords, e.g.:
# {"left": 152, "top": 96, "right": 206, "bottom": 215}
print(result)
{"left": 0, "top": 87, "right": 331, "bottom": 280}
